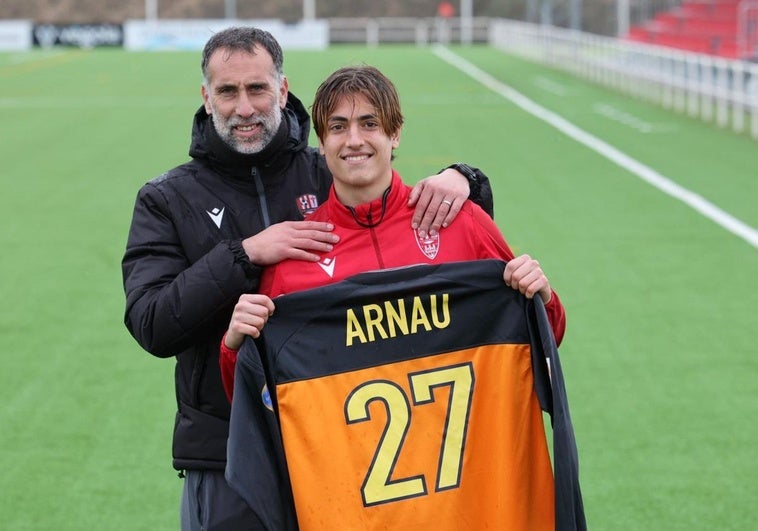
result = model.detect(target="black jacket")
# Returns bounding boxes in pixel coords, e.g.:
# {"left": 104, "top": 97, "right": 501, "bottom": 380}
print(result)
{"left": 122, "top": 92, "right": 493, "bottom": 471}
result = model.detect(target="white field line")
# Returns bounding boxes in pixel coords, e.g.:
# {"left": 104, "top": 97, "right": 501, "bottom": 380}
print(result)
{"left": 433, "top": 45, "right": 758, "bottom": 249}
{"left": 592, "top": 103, "right": 676, "bottom": 134}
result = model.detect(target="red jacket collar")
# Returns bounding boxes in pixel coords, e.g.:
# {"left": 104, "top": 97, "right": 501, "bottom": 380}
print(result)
{"left": 325, "top": 170, "right": 410, "bottom": 229}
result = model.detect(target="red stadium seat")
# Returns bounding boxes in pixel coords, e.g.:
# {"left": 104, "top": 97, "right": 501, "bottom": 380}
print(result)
{"left": 624, "top": 0, "right": 757, "bottom": 59}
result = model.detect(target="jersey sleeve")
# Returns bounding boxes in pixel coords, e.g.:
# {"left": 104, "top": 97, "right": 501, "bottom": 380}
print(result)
{"left": 226, "top": 337, "right": 299, "bottom": 530}
{"left": 529, "top": 297, "right": 586, "bottom": 530}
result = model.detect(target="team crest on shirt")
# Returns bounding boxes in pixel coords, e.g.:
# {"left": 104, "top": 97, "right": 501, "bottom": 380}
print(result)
{"left": 414, "top": 229, "right": 440, "bottom": 259}
{"left": 296, "top": 194, "right": 319, "bottom": 216}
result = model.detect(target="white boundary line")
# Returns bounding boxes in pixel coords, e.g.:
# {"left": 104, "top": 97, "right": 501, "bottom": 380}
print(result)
{"left": 433, "top": 45, "right": 758, "bottom": 249}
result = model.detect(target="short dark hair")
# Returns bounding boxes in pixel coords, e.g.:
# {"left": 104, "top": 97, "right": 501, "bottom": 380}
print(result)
{"left": 201, "top": 26, "right": 284, "bottom": 83}
{"left": 311, "top": 65, "right": 404, "bottom": 142}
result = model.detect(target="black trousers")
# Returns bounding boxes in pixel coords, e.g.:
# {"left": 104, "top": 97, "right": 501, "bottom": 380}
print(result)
{"left": 180, "top": 469, "right": 267, "bottom": 531}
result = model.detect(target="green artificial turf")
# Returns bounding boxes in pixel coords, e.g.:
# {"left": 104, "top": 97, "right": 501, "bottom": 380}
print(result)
{"left": 1, "top": 45, "right": 755, "bottom": 530}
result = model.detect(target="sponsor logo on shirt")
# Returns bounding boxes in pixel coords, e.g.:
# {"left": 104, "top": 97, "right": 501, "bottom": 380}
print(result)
{"left": 207, "top": 207, "right": 225, "bottom": 228}
{"left": 317, "top": 257, "right": 336, "bottom": 278}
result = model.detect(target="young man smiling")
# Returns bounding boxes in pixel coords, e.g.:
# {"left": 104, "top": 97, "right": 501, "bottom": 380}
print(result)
{"left": 220, "top": 64, "right": 564, "bottom": 367}
{"left": 220, "top": 65, "right": 583, "bottom": 530}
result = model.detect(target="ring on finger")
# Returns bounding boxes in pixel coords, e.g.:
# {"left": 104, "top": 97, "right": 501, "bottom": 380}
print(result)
{"left": 441, "top": 199, "right": 453, "bottom": 206}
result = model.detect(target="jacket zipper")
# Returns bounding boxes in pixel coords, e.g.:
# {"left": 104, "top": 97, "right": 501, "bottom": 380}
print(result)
{"left": 252, "top": 167, "right": 272, "bottom": 228}
{"left": 367, "top": 211, "right": 384, "bottom": 269}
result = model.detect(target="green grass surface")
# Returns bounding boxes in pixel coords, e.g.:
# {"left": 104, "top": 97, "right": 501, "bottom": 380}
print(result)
{"left": 1, "top": 45, "right": 756, "bottom": 530}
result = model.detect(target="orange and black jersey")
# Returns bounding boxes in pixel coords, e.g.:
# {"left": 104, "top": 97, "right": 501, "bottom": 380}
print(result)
{"left": 226, "top": 259, "right": 585, "bottom": 531}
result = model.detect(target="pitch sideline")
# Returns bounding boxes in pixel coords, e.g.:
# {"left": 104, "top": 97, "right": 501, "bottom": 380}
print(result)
{"left": 433, "top": 45, "right": 758, "bottom": 250}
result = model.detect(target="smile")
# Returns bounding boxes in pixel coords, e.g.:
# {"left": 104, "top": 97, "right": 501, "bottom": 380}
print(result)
{"left": 343, "top": 154, "right": 371, "bottom": 162}
{"left": 235, "top": 124, "right": 258, "bottom": 132}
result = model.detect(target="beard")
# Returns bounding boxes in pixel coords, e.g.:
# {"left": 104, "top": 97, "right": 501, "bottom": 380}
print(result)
{"left": 210, "top": 101, "right": 283, "bottom": 155}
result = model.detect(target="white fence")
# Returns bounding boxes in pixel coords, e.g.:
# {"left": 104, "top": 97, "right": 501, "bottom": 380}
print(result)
{"left": 5, "top": 15, "right": 757, "bottom": 142}
{"left": 328, "top": 17, "right": 490, "bottom": 45}
{"left": 489, "top": 19, "right": 758, "bottom": 140}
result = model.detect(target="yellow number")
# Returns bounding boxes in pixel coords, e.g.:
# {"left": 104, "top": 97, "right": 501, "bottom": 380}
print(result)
{"left": 344, "top": 363, "right": 474, "bottom": 506}
{"left": 409, "top": 364, "right": 474, "bottom": 491}
{"left": 345, "top": 381, "right": 427, "bottom": 505}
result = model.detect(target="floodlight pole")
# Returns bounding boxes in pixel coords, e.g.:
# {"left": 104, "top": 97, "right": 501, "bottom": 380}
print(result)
{"left": 304, "top": 0, "right": 316, "bottom": 19}
{"left": 569, "top": 0, "right": 582, "bottom": 30}
{"left": 540, "top": 0, "right": 553, "bottom": 26}
{"left": 145, "top": 0, "right": 157, "bottom": 21}
{"left": 460, "top": 0, "right": 473, "bottom": 44}
{"left": 225, "top": 0, "right": 237, "bottom": 19}
{"left": 617, "top": 0, "right": 630, "bottom": 36}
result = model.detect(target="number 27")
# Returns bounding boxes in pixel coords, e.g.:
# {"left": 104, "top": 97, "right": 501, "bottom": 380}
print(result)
{"left": 344, "top": 362, "right": 475, "bottom": 506}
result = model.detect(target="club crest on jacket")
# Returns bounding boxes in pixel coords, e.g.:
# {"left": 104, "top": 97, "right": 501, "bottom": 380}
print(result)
{"left": 414, "top": 229, "right": 439, "bottom": 260}
{"left": 297, "top": 194, "right": 319, "bottom": 216}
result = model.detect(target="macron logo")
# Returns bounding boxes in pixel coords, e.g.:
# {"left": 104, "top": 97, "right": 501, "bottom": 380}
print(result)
{"left": 207, "top": 207, "right": 225, "bottom": 229}
{"left": 317, "top": 257, "right": 336, "bottom": 278}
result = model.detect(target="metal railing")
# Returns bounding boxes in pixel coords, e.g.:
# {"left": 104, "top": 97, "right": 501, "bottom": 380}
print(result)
{"left": 327, "top": 17, "right": 490, "bottom": 45}
{"left": 489, "top": 19, "right": 758, "bottom": 140}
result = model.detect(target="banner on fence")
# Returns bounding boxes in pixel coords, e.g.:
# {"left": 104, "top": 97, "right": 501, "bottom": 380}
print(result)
{"left": 0, "top": 20, "right": 33, "bottom": 51}
{"left": 124, "top": 19, "right": 328, "bottom": 51}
